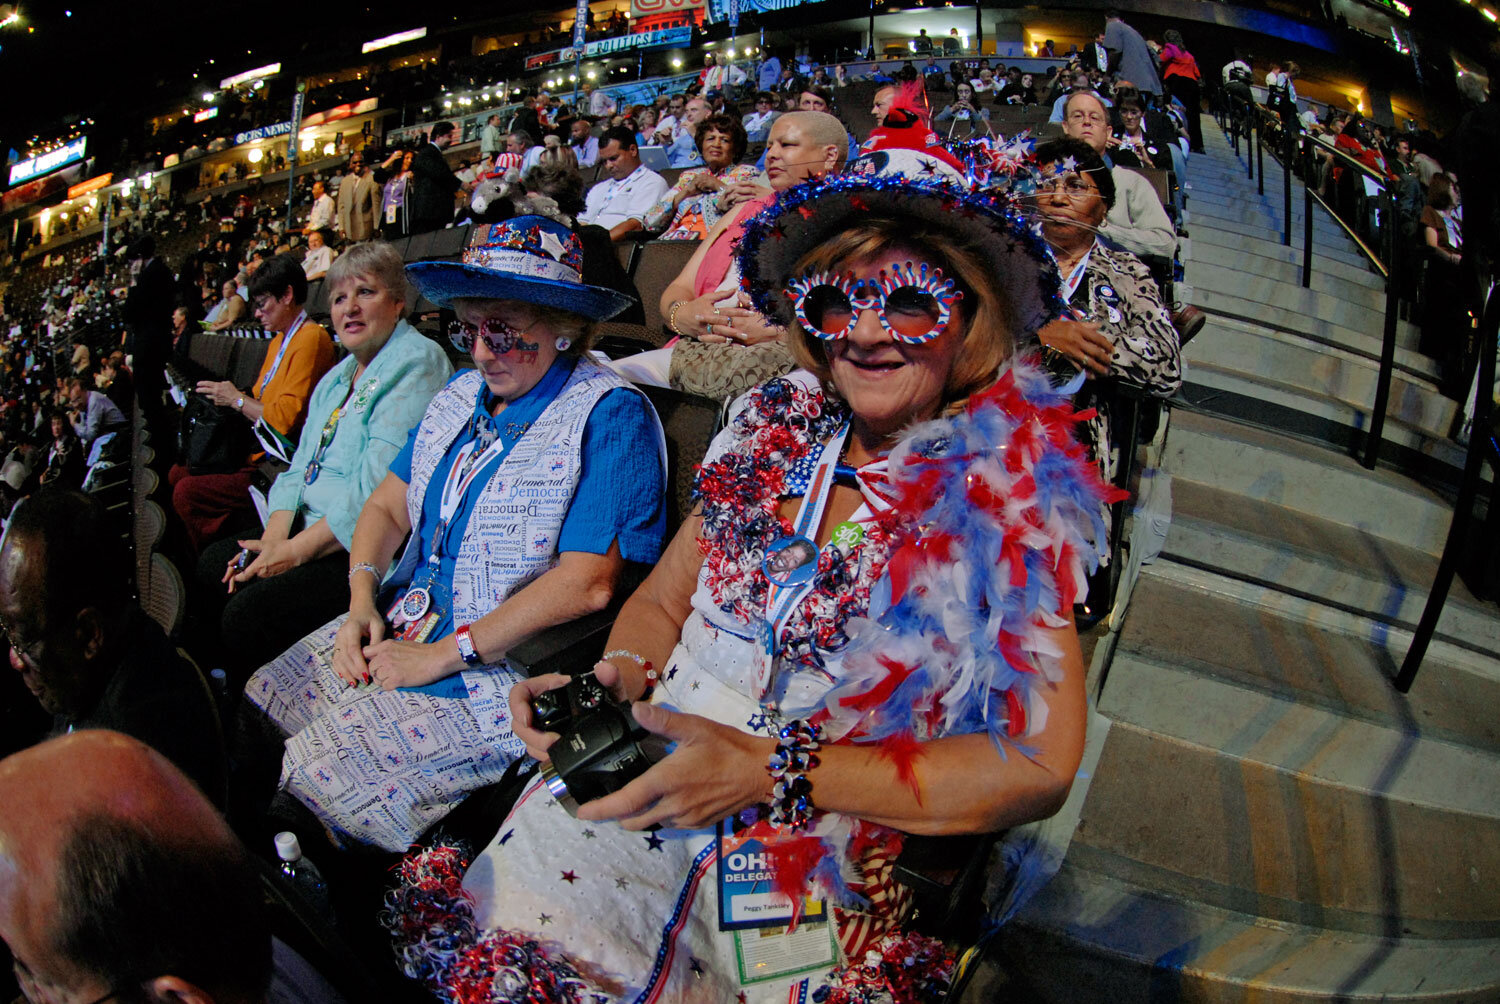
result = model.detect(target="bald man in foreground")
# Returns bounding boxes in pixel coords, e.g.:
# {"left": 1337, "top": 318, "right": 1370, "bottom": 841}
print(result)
{"left": 0, "top": 731, "right": 348, "bottom": 1004}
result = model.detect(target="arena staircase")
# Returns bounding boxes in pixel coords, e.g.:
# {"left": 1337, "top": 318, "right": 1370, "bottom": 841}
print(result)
{"left": 986, "top": 119, "right": 1500, "bottom": 1000}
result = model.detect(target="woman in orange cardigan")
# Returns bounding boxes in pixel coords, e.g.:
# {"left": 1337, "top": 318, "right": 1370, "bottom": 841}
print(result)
{"left": 171, "top": 254, "right": 335, "bottom": 552}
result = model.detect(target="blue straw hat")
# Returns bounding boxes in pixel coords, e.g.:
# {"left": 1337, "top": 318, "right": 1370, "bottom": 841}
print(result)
{"left": 406, "top": 216, "right": 633, "bottom": 321}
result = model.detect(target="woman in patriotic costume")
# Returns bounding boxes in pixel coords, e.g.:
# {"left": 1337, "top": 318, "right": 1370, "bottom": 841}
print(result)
{"left": 242, "top": 216, "right": 667, "bottom": 852}
{"left": 388, "top": 147, "right": 1119, "bottom": 1002}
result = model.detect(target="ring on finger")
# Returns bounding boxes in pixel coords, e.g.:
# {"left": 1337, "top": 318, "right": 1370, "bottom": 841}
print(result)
{"left": 705, "top": 323, "right": 713, "bottom": 337}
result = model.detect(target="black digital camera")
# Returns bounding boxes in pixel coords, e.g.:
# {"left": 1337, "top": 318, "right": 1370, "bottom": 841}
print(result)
{"left": 534, "top": 672, "right": 667, "bottom": 816}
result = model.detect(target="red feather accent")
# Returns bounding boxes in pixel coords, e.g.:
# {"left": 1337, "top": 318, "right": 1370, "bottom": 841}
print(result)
{"left": 997, "top": 629, "right": 1032, "bottom": 673}
{"left": 877, "top": 731, "right": 927, "bottom": 804}
{"left": 1005, "top": 688, "right": 1027, "bottom": 737}
{"left": 839, "top": 656, "right": 916, "bottom": 714}
{"left": 765, "top": 833, "right": 829, "bottom": 931}
{"left": 1055, "top": 539, "right": 1079, "bottom": 609}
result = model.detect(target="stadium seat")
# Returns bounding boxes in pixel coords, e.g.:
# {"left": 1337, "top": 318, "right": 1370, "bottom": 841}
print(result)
{"left": 230, "top": 339, "right": 271, "bottom": 390}
{"left": 424, "top": 224, "right": 472, "bottom": 260}
{"left": 143, "top": 551, "right": 186, "bottom": 638}
{"left": 631, "top": 240, "right": 699, "bottom": 336}
{"left": 304, "top": 279, "right": 330, "bottom": 324}
{"left": 614, "top": 241, "right": 637, "bottom": 274}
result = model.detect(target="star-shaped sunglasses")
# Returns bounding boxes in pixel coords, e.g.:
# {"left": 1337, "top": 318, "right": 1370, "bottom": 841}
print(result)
{"left": 786, "top": 261, "right": 962, "bottom": 344}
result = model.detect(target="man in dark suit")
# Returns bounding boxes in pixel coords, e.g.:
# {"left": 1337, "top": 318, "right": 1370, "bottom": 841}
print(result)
{"left": 0, "top": 489, "right": 226, "bottom": 804}
{"left": 121, "top": 234, "right": 174, "bottom": 433}
{"left": 407, "top": 121, "right": 461, "bottom": 235}
{"left": 1085, "top": 32, "right": 1112, "bottom": 75}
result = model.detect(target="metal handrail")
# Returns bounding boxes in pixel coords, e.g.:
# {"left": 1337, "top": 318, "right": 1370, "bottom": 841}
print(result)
{"left": 1394, "top": 281, "right": 1499, "bottom": 692}
{"left": 1301, "top": 174, "right": 1390, "bottom": 279}
{"left": 1227, "top": 100, "right": 1405, "bottom": 470}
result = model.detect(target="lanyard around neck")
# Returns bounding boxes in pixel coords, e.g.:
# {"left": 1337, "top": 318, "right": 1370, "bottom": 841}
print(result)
{"left": 258, "top": 311, "right": 307, "bottom": 397}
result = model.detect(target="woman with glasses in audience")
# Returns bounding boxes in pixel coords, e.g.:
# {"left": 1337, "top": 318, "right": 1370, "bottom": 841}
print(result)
{"left": 172, "top": 254, "right": 336, "bottom": 554}
{"left": 394, "top": 138, "right": 1104, "bottom": 1004}
{"left": 242, "top": 217, "right": 666, "bottom": 852}
{"left": 194, "top": 243, "right": 452, "bottom": 690}
{"left": 644, "top": 114, "right": 758, "bottom": 240}
{"left": 1026, "top": 137, "right": 1180, "bottom": 523}
{"left": 1109, "top": 98, "right": 1165, "bottom": 169}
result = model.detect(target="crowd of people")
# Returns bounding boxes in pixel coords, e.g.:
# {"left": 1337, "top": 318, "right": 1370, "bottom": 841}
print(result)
{"left": 0, "top": 7, "right": 1491, "bottom": 1002}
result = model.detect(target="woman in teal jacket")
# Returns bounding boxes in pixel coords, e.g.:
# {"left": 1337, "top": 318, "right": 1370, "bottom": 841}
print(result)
{"left": 196, "top": 241, "right": 452, "bottom": 688}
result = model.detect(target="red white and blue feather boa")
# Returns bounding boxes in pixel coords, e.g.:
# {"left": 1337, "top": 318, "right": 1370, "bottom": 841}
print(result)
{"left": 695, "top": 359, "right": 1123, "bottom": 751}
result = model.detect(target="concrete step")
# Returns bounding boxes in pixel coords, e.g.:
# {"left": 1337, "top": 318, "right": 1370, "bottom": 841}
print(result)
{"left": 1077, "top": 577, "right": 1500, "bottom": 937}
{"left": 1185, "top": 187, "right": 1352, "bottom": 240}
{"left": 1187, "top": 238, "right": 1389, "bottom": 309}
{"left": 1181, "top": 365, "right": 1469, "bottom": 479}
{"left": 1188, "top": 260, "right": 1419, "bottom": 351}
{"left": 1167, "top": 479, "right": 1500, "bottom": 659}
{"left": 1195, "top": 288, "right": 1439, "bottom": 384}
{"left": 1188, "top": 211, "right": 1367, "bottom": 269}
{"left": 1188, "top": 225, "right": 1378, "bottom": 287}
{"left": 1164, "top": 409, "right": 1457, "bottom": 553}
{"left": 1184, "top": 313, "right": 1452, "bottom": 438}
{"left": 1118, "top": 562, "right": 1500, "bottom": 754}
{"left": 1001, "top": 860, "right": 1500, "bottom": 1002}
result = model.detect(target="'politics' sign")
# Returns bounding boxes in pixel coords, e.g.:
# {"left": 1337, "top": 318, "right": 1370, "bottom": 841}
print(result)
{"left": 561, "top": 25, "right": 693, "bottom": 60}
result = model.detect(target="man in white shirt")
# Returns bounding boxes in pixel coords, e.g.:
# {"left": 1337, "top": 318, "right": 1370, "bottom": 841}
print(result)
{"left": 480, "top": 113, "right": 503, "bottom": 160}
{"left": 570, "top": 118, "right": 600, "bottom": 168}
{"left": 584, "top": 82, "right": 617, "bottom": 118}
{"left": 305, "top": 180, "right": 334, "bottom": 233}
{"left": 653, "top": 94, "right": 687, "bottom": 143}
{"left": 578, "top": 126, "right": 669, "bottom": 241}
{"left": 301, "top": 228, "right": 335, "bottom": 281}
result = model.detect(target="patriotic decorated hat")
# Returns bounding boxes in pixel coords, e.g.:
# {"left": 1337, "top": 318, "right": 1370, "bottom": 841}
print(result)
{"left": 737, "top": 118, "right": 1063, "bottom": 341}
{"left": 406, "top": 215, "right": 633, "bottom": 321}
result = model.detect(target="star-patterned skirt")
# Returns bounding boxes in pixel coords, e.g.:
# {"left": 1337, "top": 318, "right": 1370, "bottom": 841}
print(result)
{"left": 463, "top": 618, "right": 856, "bottom": 1003}
{"left": 247, "top": 613, "right": 527, "bottom": 852}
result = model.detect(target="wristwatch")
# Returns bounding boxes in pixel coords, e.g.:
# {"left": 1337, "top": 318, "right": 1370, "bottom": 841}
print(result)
{"left": 235, "top": 396, "right": 244, "bottom": 411}
{"left": 454, "top": 624, "right": 482, "bottom": 666}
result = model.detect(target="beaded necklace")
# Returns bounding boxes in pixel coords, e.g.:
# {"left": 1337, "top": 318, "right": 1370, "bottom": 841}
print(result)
{"left": 692, "top": 378, "right": 908, "bottom": 676}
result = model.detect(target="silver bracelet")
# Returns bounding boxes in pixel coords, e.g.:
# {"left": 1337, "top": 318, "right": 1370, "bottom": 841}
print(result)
{"left": 603, "top": 649, "right": 660, "bottom": 697}
{"left": 348, "top": 562, "right": 381, "bottom": 584}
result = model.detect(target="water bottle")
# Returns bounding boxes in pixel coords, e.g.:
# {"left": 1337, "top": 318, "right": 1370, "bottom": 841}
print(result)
{"left": 274, "top": 831, "right": 335, "bottom": 925}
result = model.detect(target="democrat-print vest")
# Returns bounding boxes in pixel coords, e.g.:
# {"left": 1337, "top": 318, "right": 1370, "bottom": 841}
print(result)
{"left": 388, "top": 360, "right": 662, "bottom": 687}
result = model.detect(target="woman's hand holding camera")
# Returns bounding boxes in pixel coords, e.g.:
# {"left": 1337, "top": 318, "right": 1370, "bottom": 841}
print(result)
{"left": 510, "top": 659, "right": 640, "bottom": 761}
{"left": 575, "top": 703, "right": 775, "bottom": 831}
{"left": 222, "top": 534, "right": 303, "bottom": 593}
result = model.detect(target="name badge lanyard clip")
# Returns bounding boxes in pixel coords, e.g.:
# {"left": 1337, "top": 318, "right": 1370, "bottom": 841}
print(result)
{"left": 754, "top": 424, "right": 849, "bottom": 704}
{"left": 393, "top": 417, "right": 507, "bottom": 631}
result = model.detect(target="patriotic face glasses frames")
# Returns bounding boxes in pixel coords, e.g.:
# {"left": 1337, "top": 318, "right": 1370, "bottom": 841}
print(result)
{"left": 786, "top": 261, "right": 963, "bottom": 344}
